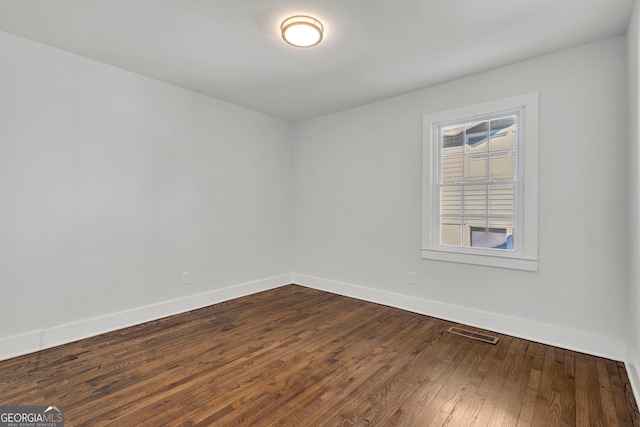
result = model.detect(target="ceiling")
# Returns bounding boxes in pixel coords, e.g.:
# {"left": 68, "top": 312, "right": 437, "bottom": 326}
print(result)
{"left": 0, "top": 0, "right": 634, "bottom": 122}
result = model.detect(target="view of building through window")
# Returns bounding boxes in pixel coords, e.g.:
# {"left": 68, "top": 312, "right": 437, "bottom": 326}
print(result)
{"left": 438, "top": 115, "right": 517, "bottom": 250}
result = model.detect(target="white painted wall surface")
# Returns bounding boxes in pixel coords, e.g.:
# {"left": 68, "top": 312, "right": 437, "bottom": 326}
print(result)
{"left": 293, "top": 37, "right": 629, "bottom": 357}
{"left": 627, "top": 0, "right": 640, "bottom": 396}
{"left": 0, "top": 26, "right": 634, "bottom": 372}
{"left": 0, "top": 31, "right": 293, "bottom": 352}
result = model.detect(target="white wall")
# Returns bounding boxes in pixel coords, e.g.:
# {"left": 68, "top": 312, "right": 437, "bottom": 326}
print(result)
{"left": 0, "top": 30, "right": 293, "bottom": 357}
{"left": 627, "top": 0, "right": 640, "bottom": 396}
{"left": 0, "top": 26, "right": 634, "bottom": 370}
{"left": 293, "top": 36, "right": 629, "bottom": 359}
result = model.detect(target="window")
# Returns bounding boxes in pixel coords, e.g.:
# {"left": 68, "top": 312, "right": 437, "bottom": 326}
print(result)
{"left": 439, "top": 114, "right": 517, "bottom": 250}
{"left": 422, "top": 93, "right": 538, "bottom": 271}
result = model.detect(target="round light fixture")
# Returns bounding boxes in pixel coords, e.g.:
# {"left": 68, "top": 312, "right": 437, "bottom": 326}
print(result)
{"left": 281, "top": 15, "right": 323, "bottom": 47}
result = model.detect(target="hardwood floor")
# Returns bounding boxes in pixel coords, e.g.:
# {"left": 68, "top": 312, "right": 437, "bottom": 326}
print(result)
{"left": 0, "top": 284, "right": 638, "bottom": 426}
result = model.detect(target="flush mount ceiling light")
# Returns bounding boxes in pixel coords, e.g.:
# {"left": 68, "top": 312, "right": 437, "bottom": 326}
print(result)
{"left": 281, "top": 15, "right": 324, "bottom": 47}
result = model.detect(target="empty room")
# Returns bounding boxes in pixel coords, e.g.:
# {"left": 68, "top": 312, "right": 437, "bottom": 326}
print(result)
{"left": 1, "top": 0, "right": 640, "bottom": 425}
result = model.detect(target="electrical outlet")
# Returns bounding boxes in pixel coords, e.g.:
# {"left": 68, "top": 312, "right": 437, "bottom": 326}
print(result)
{"left": 182, "top": 271, "right": 191, "bottom": 285}
{"left": 408, "top": 272, "right": 416, "bottom": 285}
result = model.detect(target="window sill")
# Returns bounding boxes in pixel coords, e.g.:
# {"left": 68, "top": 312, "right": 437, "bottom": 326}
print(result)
{"left": 421, "top": 248, "right": 538, "bottom": 271}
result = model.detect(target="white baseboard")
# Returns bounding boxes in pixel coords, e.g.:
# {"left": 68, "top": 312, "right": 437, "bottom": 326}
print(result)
{"left": 625, "top": 346, "right": 640, "bottom": 407}
{"left": 4, "top": 272, "right": 636, "bottom": 404}
{"left": 0, "top": 274, "right": 292, "bottom": 361}
{"left": 293, "top": 273, "right": 627, "bottom": 362}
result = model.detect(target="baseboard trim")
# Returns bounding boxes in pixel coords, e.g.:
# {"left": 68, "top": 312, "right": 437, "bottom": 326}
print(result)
{"left": 3, "top": 271, "right": 633, "bottom": 400}
{"left": 293, "top": 273, "right": 627, "bottom": 362}
{"left": 625, "top": 346, "right": 640, "bottom": 408}
{"left": 0, "top": 274, "right": 292, "bottom": 361}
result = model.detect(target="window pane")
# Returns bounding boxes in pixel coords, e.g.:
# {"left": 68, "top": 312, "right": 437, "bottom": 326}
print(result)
{"left": 463, "top": 218, "right": 486, "bottom": 247}
{"left": 469, "top": 227, "right": 510, "bottom": 249}
{"left": 442, "top": 125, "right": 464, "bottom": 154}
{"left": 489, "top": 151, "right": 515, "bottom": 181}
{"left": 465, "top": 153, "right": 488, "bottom": 182}
{"left": 441, "top": 155, "right": 463, "bottom": 183}
{"left": 440, "top": 186, "right": 462, "bottom": 216}
{"left": 489, "top": 116, "right": 516, "bottom": 151}
{"left": 463, "top": 185, "right": 486, "bottom": 217}
{"left": 466, "top": 121, "right": 488, "bottom": 153}
{"left": 488, "top": 218, "right": 514, "bottom": 228}
{"left": 440, "top": 218, "right": 462, "bottom": 246}
{"left": 487, "top": 219, "right": 515, "bottom": 250}
{"left": 488, "top": 184, "right": 515, "bottom": 217}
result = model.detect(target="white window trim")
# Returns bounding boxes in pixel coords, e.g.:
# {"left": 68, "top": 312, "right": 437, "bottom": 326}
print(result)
{"left": 421, "top": 93, "right": 539, "bottom": 271}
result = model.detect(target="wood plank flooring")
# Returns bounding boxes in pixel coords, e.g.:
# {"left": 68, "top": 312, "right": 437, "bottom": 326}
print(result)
{"left": 0, "top": 284, "right": 638, "bottom": 426}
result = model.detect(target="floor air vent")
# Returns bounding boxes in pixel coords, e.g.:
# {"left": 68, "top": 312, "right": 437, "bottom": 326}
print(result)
{"left": 447, "top": 327, "right": 499, "bottom": 345}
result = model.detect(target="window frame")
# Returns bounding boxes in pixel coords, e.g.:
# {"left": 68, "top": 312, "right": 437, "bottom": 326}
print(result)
{"left": 421, "top": 93, "right": 539, "bottom": 271}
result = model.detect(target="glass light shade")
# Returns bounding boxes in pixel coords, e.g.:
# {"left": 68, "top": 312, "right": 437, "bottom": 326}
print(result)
{"left": 281, "top": 16, "right": 323, "bottom": 47}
